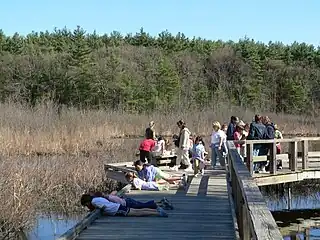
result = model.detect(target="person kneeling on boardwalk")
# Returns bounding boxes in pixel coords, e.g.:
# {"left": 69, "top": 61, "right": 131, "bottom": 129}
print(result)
{"left": 125, "top": 172, "right": 170, "bottom": 191}
{"left": 81, "top": 193, "right": 169, "bottom": 217}
{"left": 133, "top": 160, "right": 183, "bottom": 184}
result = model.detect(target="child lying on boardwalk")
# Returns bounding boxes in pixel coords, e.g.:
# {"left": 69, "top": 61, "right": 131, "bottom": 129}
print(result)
{"left": 81, "top": 192, "right": 171, "bottom": 217}
{"left": 125, "top": 172, "right": 170, "bottom": 191}
{"left": 133, "top": 160, "right": 183, "bottom": 184}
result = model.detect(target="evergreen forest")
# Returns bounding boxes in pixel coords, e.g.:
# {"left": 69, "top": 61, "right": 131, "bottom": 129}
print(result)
{"left": 0, "top": 26, "right": 320, "bottom": 115}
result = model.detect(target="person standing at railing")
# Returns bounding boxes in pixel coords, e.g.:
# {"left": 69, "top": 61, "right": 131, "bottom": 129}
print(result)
{"left": 240, "top": 123, "right": 250, "bottom": 158}
{"left": 226, "top": 116, "right": 239, "bottom": 140}
{"left": 233, "top": 123, "right": 245, "bottom": 155}
{"left": 274, "top": 124, "right": 283, "bottom": 154}
{"left": 247, "top": 115, "right": 267, "bottom": 172}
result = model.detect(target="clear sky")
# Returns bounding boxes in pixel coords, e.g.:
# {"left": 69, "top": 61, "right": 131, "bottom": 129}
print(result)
{"left": 1, "top": 0, "right": 319, "bottom": 46}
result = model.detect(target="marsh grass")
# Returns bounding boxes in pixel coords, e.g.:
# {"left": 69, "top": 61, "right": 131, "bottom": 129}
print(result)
{"left": 0, "top": 101, "right": 319, "bottom": 157}
{"left": 0, "top": 141, "right": 137, "bottom": 239}
{"left": 0, "top": 101, "right": 319, "bottom": 238}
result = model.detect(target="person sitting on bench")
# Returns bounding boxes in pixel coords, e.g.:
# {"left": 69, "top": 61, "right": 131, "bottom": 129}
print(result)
{"left": 80, "top": 193, "right": 169, "bottom": 217}
{"left": 133, "top": 160, "right": 183, "bottom": 184}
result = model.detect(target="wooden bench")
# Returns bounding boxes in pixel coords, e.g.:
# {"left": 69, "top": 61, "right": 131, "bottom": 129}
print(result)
{"left": 136, "top": 152, "right": 177, "bottom": 167}
{"left": 154, "top": 154, "right": 177, "bottom": 167}
{"left": 252, "top": 154, "right": 288, "bottom": 162}
{"left": 252, "top": 151, "right": 320, "bottom": 163}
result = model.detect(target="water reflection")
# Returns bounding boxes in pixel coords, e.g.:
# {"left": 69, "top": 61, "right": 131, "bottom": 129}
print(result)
{"left": 27, "top": 214, "right": 83, "bottom": 240}
{"left": 262, "top": 182, "right": 320, "bottom": 239}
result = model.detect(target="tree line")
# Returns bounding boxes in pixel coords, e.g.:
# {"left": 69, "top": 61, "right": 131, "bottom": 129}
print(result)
{"left": 0, "top": 26, "right": 319, "bottom": 115}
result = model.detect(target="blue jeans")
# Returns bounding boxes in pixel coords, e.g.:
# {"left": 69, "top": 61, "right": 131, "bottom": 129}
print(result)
{"left": 211, "top": 146, "right": 226, "bottom": 167}
{"left": 253, "top": 145, "right": 268, "bottom": 171}
{"left": 125, "top": 198, "right": 157, "bottom": 209}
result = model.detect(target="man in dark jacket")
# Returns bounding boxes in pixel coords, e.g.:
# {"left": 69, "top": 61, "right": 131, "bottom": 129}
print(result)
{"left": 226, "top": 116, "right": 239, "bottom": 140}
{"left": 247, "top": 115, "right": 267, "bottom": 172}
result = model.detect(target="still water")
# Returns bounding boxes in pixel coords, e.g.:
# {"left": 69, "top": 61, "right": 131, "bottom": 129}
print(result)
{"left": 25, "top": 138, "right": 320, "bottom": 239}
{"left": 27, "top": 214, "right": 83, "bottom": 240}
{"left": 26, "top": 194, "right": 320, "bottom": 240}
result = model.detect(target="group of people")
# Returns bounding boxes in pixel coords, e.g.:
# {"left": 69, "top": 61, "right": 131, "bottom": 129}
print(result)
{"left": 80, "top": 114, "right": 284, "bottom": 218}
{"left": 139, "top": 120, "right": 211, "bottom": 177}
{"left": 226, "top": 115, "right": 283, "bottom": 172}
{"left": 139, "top": 115, "right": 284, "bottom": 174}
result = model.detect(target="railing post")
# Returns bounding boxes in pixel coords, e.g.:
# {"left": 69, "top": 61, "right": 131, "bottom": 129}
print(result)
{"left": 269, "top": 142, "right": 277, "bottom": 174}
{"left": 240, "top": 203, "right": 250, "bottom": 240}
{"left": 246, "top": 143, "right": 253, "bottom": 175}
{"left": 289, "top": 141, "right": 298, "bottom": 171}
{"left": 301, "top": 140, "right": 309, "bottom": 170}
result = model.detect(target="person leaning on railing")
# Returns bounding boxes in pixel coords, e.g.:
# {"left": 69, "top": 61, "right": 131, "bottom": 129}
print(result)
{"left": 274, "top": 124, "right": 283, "bottom": 154}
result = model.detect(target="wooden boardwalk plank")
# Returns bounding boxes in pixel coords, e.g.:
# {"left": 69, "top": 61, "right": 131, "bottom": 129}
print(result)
{"left": 75, "top": 169, "right": 236, "bottom": 240}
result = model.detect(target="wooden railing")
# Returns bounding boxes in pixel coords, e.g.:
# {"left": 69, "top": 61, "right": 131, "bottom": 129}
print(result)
{"left": 227, "top": 141, "right": 283, "bottom": 240}
{"left": 234, "top": 137, "right": 320, "bottom": 175}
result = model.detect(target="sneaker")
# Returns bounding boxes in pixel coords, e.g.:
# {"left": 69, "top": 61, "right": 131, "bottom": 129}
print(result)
{"left": 194, "top": 173, "right": 199, "bottom": 177}
{"left": 161, "top": 197, "right": 174, "bottom": 210}
{"left": 180, "top": 174, "right": 187, "bottom": 188}
{"left": 157, "top": 207, "right": 168, "bottom": 217}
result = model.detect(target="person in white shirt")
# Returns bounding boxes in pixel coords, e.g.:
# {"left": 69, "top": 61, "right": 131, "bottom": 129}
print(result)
{"left": 153, "top": 136, "right": 166, "bottom": 155}
{"left": 210, "top": 121, "right": 227, "bottom": 169}
{"left": 80, "top": 194, "right": 168, "bottom": 217}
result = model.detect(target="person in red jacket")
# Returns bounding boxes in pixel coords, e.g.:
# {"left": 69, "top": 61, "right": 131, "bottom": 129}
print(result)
{"left": 139, "top": 138, "right": 156, "bottom": 163}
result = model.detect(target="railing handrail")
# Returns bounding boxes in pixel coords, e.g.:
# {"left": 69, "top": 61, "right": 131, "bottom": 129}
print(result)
{"left": 227, "top": 141, "right": 283, "bottom": 239}
{"left": 233, "top": 136, "right": 320, "bottom": 145}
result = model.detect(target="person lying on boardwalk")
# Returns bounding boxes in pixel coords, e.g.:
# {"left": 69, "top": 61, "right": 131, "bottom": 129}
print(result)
{"left": 86, "top": 191, "right": 174, "bottom": 211}
{"left": 81, "top": 193, "right": 170, "bottom": 217}
{"left": 133, "top": 160, "right": 183, "bottom": 184}
{"left": 125, "top": 172, "right": 170, "bottom": 191}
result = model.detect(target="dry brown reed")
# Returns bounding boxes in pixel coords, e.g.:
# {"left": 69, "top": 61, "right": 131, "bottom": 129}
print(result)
{"left": 0, "top": 139, "right": 138, "bottom": 238}
{"left": 0, "top": 102, "right": 318, "bottom": 156}
{"left": 0, "top": 101, "right": 319, "bottom": 238}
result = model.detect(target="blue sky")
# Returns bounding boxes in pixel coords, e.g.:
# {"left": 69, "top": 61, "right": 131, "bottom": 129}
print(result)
{"left": 1, "top": 0, "right": 319, "bottom": 46}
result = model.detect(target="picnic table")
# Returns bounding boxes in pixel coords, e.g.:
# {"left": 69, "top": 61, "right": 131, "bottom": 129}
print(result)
{"left": 136, "top": 151, "right": 177, "bottom": 167}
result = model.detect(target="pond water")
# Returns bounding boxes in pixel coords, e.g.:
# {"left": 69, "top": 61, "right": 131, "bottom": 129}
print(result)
{"left": 23, "top": 137, "right": 320, "bottom": 239}
{"left": 261, "top": 184, "right": 320, "bottom": 239}
{"left": 27, "top": 214, "right": 83, "bottom": 240}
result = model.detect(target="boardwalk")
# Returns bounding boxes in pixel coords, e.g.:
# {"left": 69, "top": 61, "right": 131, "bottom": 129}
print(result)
{"left": 75, "top": 169, "right": 237, "bottom": 240}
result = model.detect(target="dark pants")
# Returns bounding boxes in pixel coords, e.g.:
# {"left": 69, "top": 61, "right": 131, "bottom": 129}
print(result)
{"left": 125, "top": 198, "right": 157, "bottom": 209}
{"left": 140, "top": 150, "right": 152, "bottom": 163}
